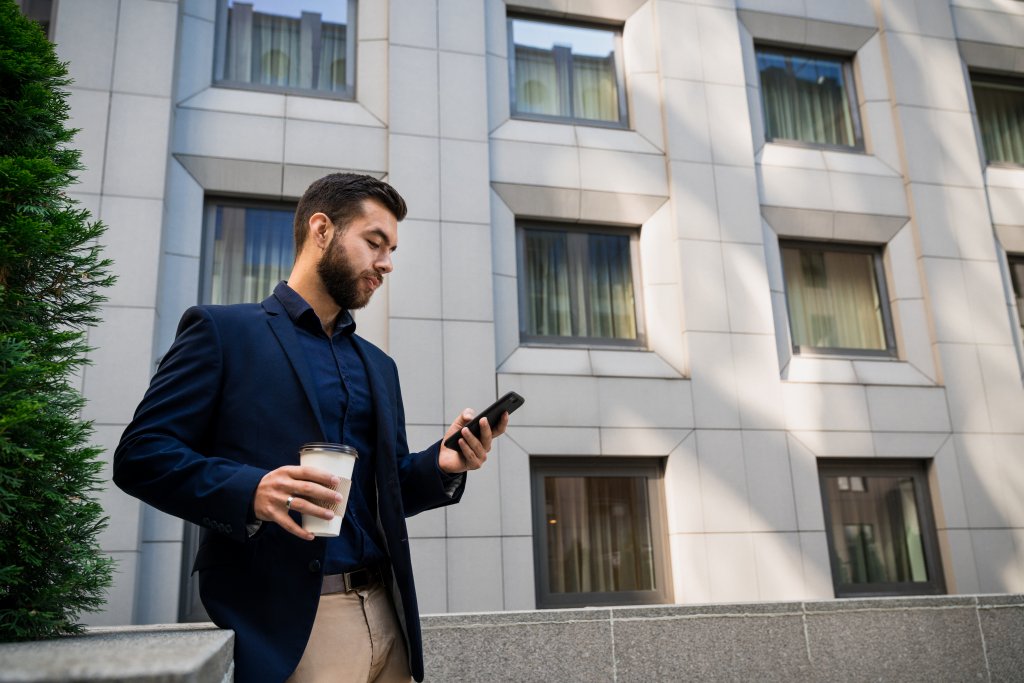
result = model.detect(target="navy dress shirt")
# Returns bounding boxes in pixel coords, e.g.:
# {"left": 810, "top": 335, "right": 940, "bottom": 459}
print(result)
{"left": 274, "top": 282, "right": 386, "bottom": 573}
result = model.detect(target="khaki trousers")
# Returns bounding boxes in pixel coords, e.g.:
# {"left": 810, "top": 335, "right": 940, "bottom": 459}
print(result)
{"left": 287, "top": 580, "right": 412, "bottom": 683}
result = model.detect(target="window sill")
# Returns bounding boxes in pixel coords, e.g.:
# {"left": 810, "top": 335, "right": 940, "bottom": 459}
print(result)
{"left": 213, "top": 80, "right": 355, "bottom": 102}
{"left": 498, "top": 345, "right": 683, "bottom": 379}
{"left": 783, "top": 355, "right": 935, "bottom": 386}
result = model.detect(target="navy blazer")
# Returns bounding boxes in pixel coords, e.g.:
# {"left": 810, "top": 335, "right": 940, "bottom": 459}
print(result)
{"left": 113, "top": 294, "right": 464, "bottom": 682}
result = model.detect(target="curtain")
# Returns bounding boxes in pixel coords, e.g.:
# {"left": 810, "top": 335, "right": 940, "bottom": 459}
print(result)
{"left": 545, "top": 476, "right": 655, "bottom": 594}
{"left": 515, "top": 45, "right": 561, "bottom": 117}
{"left": 573, "top": 53, "right": 619, "bottom": 122}
{"left": 211, "top": 206, "right": 294, "bottom": 305}
{"left": 759, "top": 51, "right": 856, "bottom": 147}
{"left": 524, "top": 231, "right": 572, "bottom": 336}
{"left": 319, "top": 22, "right": 348, "bottom": 92}
{"left": 782, "top": 247, "right": 886, "bottom": 350}
{"left": 973, "top": 81, "right": 1024, "bottom": 165}
{"left": 587, "top": 234, "right": 637, "bottom": 339}
{"left": 251, "top": 12, "right": 301, "bottom": 87}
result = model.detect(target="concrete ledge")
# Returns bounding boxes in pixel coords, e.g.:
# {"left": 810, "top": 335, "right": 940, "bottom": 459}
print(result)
{"left": 421, "top": 594, "right": 1024, "bottom": 682}
{"left": 0, "top": 623, "right": 233, "bottom": 683}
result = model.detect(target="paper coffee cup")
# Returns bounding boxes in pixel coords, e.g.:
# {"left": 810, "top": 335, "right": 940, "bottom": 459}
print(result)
{"left": 298, "top": 443, "right": 357, "bottom": 537}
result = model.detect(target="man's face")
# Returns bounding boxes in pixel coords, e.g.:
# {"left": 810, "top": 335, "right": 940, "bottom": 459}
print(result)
{"left": 316, "top": 199, "right": 398, "bottom": 311}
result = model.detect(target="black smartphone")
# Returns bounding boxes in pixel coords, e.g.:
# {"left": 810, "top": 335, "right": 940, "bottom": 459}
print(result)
{"left": 443, "top": 391, "right": 525, "bottom": 451}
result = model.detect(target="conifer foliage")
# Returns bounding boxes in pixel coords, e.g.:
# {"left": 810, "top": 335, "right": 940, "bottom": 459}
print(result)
{"left": 0, "top": 0, "right": 114, "bottom": 640}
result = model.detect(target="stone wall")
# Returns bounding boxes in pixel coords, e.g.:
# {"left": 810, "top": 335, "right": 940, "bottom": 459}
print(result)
{"left": 2, "top": 595, "right": 1020, "bottom": 681}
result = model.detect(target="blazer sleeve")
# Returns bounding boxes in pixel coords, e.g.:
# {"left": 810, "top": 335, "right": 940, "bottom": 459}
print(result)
{"left": 112, "top": 307, "right": 266, "bottom": 543}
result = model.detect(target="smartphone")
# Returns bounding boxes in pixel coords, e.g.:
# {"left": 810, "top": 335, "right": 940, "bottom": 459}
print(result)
{"left": 443, "top": 391, "right": 525, "bottom": 451}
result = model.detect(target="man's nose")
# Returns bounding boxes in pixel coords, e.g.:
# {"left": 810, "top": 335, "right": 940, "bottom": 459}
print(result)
{"left": 376, "top": 252, "right": 394, "bottom": 274}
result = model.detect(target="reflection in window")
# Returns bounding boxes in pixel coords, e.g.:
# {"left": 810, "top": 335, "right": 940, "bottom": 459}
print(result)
{"left": 781, "top": 242, "right": 893, "bottom": 354}
{"left": 757, "top": 47, "right": 861, "bottom": 148}
{"left": 510, "top": 17, "right": 626, "bottom": 125}
{"left": 1010, "top": 256, "right": 1024, "bottom": 340}
{"left": 822, "top": 469, "right": 936, "bottom": 593}
{"left": 972, "top": 74, "right": 1024, "bottom": 166}
{"left": 532, "top": 459, "right": 670, "bottom": 608}
{"left": 218, "top": 0, "right": 354, "bottom": 96}
{"left": 204, "top": 203, "right": 294, "bottom": 305}
{"left": 519, "top": 224, "right": 642, "bottom": 345}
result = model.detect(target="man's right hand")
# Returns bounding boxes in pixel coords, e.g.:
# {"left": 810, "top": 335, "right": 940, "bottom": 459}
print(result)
{"left": 253, "top": 465, "right": 342, "bottom": 541}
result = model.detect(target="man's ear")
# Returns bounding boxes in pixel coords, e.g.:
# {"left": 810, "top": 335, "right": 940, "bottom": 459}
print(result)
{"left": 307, "top": 212, "right": 332, "bottom": 251}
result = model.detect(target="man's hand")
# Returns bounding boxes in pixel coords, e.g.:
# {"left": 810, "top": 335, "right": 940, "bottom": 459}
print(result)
{"left": 438, "top": 408, "right": 510, "bottom": 474}
{"left": 253, "top": 465, "right": 342, "bottom": 541}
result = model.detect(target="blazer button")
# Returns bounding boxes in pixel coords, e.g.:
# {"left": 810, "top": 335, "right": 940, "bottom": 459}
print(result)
{"left": 308, "top": 560, "right": 321, "bottom": 574}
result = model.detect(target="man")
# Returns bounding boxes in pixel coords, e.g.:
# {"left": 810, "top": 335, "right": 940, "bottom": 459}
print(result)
{"left": 113, "top": 174, "right": 509, "bottom": 683}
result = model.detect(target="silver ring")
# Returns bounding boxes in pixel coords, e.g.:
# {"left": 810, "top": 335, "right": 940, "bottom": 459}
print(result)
{"left": 285, "top": 495, "right": 294, "bottom": 510}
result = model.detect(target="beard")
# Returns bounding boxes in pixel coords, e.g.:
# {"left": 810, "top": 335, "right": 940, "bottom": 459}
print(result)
{"left": 316, "top": 235, "right": 381, "bottom": 311}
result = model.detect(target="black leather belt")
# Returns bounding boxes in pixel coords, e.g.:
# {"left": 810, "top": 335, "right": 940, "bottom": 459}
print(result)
{"left": 321, "top": 566, "right": 381, "bottom": 595}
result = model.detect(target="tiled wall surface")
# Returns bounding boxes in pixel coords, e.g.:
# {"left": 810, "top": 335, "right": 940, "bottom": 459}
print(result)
{"left": 53, "top": 0, "right": 1024, "bottom": 625}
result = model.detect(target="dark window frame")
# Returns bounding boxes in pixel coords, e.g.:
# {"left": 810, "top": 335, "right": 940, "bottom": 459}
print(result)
{"left": 530, "top": 457, "right": 672, "bottom": 609}
{"left": 970, "top": 70, "right": 1024, "bottom": 169}
{"left": 1009, "top": 254, "right": 1024, "bottom": 338}
{"left": 516, "top": 220, "right": 646, "bottom": 349}
{"left": 212, "top": 0, "right": 358, "bottom": 101}
{"left": 779, "top": 239, "right": 897, "bottom": 358}
{"left": 818, "top": 459, "right": 946, "bottom": 598}
{"left": 199, "top": 196, "right": 297, "bottom": 307}
{"left": 755, "top": 43, "right": 865, "bottom": 153}
{"left": 507, "top": 13, "right": 630, "bottom": 129}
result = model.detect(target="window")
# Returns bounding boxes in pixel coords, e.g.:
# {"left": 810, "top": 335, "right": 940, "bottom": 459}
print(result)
{"left": 214, "top": 0, "right": 356, "bottom": 98}
{"left": 17, "top": 0, "right": 54, "bottom": 38}
{"left": 756, "top": 46, "right": 863, "bottom": 149}
{"left": 531, "top": 458, "right": 671, "bottom": 608}
{"left": 517, "top": 222, "right": 643, "bottom": 346}
{"left": 508, "top": 16, "right": 627, "bottom": 127}
{"left": 819, "top": 461, "right": 945, "bottom": 597}
{"left": 780, "top": 241, "right": 895, "bottom": 356}
{"left": 201, "top": 200, "right": 295, "bottom": 305}
{"left": 971, "top": 73, "right": 1024, "bottom": 166}
{"left": 1010, "top": 255, "right": 1024, "bottom": 339}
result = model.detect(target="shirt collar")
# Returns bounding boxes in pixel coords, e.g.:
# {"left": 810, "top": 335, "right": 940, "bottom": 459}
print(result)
{"left": 273, "top": 281, "right": 356, "bottom": 337}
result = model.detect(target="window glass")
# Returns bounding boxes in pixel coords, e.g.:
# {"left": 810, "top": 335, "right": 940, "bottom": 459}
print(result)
{"left": 820, "top": 462, "right": 945, "bottom": 597}
{"left": 781, "top": 243, "right": 891, "bottom": 354}
{"left": 972, "top": 75, "right": 1024, "bottom": 166}
{"left": 1010, "top": 256, "right": 1024, "bottom": 339}
{"left": 219, "top": 0, "right": 354, "bottom": 96}
{"left": 532, "top": 459, "right": 670, "bottom": 608}
{"left": 757, "top": 47, "right": 861, "bottom": 148}
{"left": 520, "top": 225, "right": 640, "bottom": 344}
{"left": 510, "top": 17, "right": 625, "bottom": 125}
{"left": 204, "top": 202, "right": 295, "bottom": 305}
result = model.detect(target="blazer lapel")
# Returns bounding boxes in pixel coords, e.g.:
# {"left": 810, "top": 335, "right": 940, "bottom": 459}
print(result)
{"left": 262, "top": 296, "right": 327, "bottom": 439}
{"left": 351, "top": 336, "right": 397, "bottom": 468}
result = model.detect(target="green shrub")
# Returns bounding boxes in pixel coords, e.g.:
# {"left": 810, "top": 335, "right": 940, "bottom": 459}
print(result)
{"left": 0, "top": 0, "right": 115, "bottom": 641}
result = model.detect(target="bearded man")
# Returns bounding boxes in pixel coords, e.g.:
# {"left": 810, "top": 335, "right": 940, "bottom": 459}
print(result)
{"left": 113, "top": 173, "right": 509, "bottom": 683}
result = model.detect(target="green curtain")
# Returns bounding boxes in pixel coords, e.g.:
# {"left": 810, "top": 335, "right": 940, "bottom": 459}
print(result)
{"left": 524, "top": 230, "right": 572, "bottom": 336}
{"left": 782, "top": 247, "right": 886, "bottom": 350}
{"left": 515, "top": 45, "right": 561, "bottom": 117}
{"left": 587, "top": 234, "right": 637, "bottom": 339}
{"left": 759, "top": 51, "right": 856, "bottom": 147}
{"left": 973, "top": 80, "right": 1024, "bottom": 165}
{"left": 573, "top": 53, "right": 619, "bottom": 122}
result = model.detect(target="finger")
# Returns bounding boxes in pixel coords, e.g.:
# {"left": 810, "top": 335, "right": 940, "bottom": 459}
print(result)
{"left": 276, "top": 513, "right": 315, "bottom": 541}
{"left": 289, "top": 496, "right": 336, "bottom": 521}
{"left": 293, "top": 480, "right": 343, "bottom": 507}
{"left": 291, "top": 465, "right": 341, "bottom": 489}
{"left": 457, "top": 432, "right": 486, "bottom": 470}
{"left": 492, "top": 411, "right": 510, "bottom": 436}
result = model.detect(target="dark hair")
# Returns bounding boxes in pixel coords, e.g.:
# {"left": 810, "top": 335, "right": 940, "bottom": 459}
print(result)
{"left": 293, "top": 173, "right": 408, "bottom": 255}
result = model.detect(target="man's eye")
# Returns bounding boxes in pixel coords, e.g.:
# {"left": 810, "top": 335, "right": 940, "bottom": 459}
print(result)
{"left": 367, "top": 241, "right": 380, "bottom": 249}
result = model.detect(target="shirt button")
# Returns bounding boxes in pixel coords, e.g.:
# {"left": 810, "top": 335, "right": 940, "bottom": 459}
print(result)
{"left": 308, "top": 560, "right": 321, "bottom": 574}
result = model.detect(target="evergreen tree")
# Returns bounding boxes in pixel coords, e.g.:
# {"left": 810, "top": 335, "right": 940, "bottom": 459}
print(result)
{"left": 0, "top": 0, "right": 115, "bottom": 640}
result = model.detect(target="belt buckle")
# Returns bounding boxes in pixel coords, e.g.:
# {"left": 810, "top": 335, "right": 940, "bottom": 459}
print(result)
{"left": 343, "top": 567, "right": 369, "bottom": 592}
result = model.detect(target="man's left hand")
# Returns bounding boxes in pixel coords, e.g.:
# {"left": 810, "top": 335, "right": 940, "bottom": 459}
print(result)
{"left": 438, "top": 408, "right": 510, "bottom": 474}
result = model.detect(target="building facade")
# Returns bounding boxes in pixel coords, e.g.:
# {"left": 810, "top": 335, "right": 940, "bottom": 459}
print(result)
{"left": 27, "top": 0, "right": 1024, "bottom": 625}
